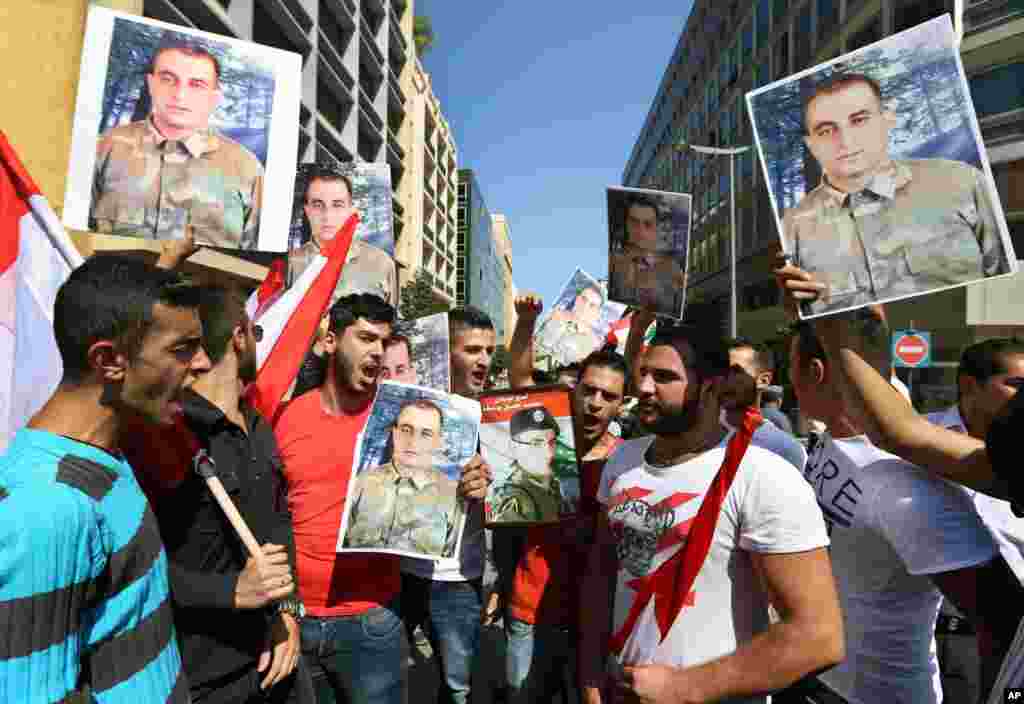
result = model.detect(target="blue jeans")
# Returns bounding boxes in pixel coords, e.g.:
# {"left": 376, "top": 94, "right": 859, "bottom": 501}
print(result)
{"left": 400, "top": 575, "right": 482, "bottom": 704}
{"left": 504, "top": 618, "right": 575, "bottom": 704}
{"left": 299, "top": 600, "right": 404, "bottom": 704}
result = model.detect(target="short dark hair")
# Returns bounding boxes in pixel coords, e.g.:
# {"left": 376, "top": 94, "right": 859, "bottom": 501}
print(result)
{"left": 648, "top": 324, "right": 730, "bottom": 382}
{"left": 303, "top": 166, "right": 354, "bottom": 203}
{"left": 725, "top": 337, "right": 775, "bottom": 375}
{"left": 54, "top": 254, "right": 202, "bottom": 384}
{"left": 197, "top": 285, "right": 248, "bottom": 365}
{"left": 792, "top": 322, "right": 826, "bottom": 371}
{"left": 395, "top": 399, "right": 444, "bottom": 433}
{"left": 449, "top": 306, "right": 494, "bottom": 337}
{"left": 803, "top": 72, "right": 884, "bottom": 135}
{"left": 385, "top": 334, "right": 412, "bottom": 357}
{"left": 578, "top": 349, "right": 629, "bottom": 386}
{"left": 959, "top": 337, "right": 1024, "bottom": 384}
{"left": 328, "top": 293, "right": 395, "bottom": 335}
{"left": 149, "top": 37, "right": 222, "bottom": 84}
{"left": 791, "top": 309, "right": 890, "bottom": 377}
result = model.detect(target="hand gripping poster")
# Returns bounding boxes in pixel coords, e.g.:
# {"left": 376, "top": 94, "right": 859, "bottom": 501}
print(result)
{"left": 337, "top": 381, "right": 481, "bottom": 560}
{"left": 746, "top": 15, "right": 1016, "bottom": 318}
{"left": 480, "top": 386, "right": 580, "bottom": 526}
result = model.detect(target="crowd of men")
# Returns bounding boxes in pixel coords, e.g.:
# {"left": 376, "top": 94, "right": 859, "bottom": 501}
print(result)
{"left": 1, "top": 228, "right": 1024, "bottom": 704}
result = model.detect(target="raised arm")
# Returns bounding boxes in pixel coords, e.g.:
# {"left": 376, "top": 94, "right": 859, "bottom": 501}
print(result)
{"left": 509, "top": 293, "right": 543, "bottom": 389}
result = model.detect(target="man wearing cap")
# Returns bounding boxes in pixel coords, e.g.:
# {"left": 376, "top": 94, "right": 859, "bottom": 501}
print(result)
{"left": 492, "top": 406, "right": 564, "bottom": 523}
{"left": 345, "top": 400, "right": 460, "bottom": 558}
{"left": 91, "top": 37, "right": 264, "bottom": 249}
{"left": 785, "top": 72, "right": 1008, "bottom": 316}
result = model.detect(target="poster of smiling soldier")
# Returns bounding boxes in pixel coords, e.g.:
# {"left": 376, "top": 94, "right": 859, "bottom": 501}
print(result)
{"left": 746, "top": 15, "right": 1016, "bottom": 318}
{"left": 337, "top": 381, "right": 481, "bottom": 561}
{"left": 63, "top": 6, "right": 301, "bottom": 252}
{"left": 534, "top": 268, "right": 626, "bottom": 370}
{"left": 480, "top": 386, "right": 580, "bottom": 526}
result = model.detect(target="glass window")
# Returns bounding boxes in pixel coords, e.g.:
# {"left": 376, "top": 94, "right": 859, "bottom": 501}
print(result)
{"left": 775, "top": 33, "right": 789, "bottom": 79}
{"left": 772, "top": 0, "right": 788, "bottom": 26}
{"left": 893, "top": 0, "right": 948, "bottom": 34}
{"left": 757, "top": 0, "right": 770, "bottom": 49}
{"left": 970, "top": 62, "right": 1024, "bottom": 117}
{"left": 848, "top": 17, "right": 880, "bottom": 51}
{"left": 817, "top": 0, "right": 838, "bottom": 37}
{"left": 795, "top": 4, "right": 813, "bottom": 69}
{"left": 742, "top": 24, "right": 754, "bottom": 64}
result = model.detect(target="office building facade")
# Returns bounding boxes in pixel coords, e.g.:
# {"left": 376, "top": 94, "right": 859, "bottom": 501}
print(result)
{"left": 491, "top": 213, "right": 515, "bottom": 345}
{"left": 457, "top": 169, "right": 507, "bottom": 341}
{"left": 623, "top": 0, "right": 1024, "bottom": 405}
{"left": 395, "top": 56, "right": 460, "bottom": 305}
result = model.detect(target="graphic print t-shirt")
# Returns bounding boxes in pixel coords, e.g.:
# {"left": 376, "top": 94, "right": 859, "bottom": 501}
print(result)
{"left": 597, "top": 435, "right": 828, "bottom": 702}
{"left": 803, "top": 433, "right": 997, "bottom": 704}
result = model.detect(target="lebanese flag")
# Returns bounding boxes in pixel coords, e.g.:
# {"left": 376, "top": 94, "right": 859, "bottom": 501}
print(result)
{"left": 605, "top": 311, "right": 656, "bottom": 355}
{"left": 244, "top": 214, "right": 358, "bottom": 422}
{"left": 0, "top": 131, "right": 85, "bottom": 453}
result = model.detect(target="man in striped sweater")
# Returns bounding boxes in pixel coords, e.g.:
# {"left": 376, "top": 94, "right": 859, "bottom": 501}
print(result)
{"left": 0, "top": 254, "right": 210, "bottom": 703}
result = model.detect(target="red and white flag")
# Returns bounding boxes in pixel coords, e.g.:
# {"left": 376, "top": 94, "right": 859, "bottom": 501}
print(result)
{"left": 244, "top": 214, "right": 358, "bottom": 422}
{"left": 0, "top": 131, "right": 84, "bottom": 452}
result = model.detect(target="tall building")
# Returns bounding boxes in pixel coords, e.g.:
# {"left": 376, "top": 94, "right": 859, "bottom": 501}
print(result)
{"left": 395, "top": 56, "right": 460, "bottom": 305}
{"left": 457, "top": 169, "right": 507, "bottom": 341}
{"left": 624, "top": 0, "right": 1024, "bottom": 405}
{"left": 491, "top": 213, "right": 515, "bottom": 345}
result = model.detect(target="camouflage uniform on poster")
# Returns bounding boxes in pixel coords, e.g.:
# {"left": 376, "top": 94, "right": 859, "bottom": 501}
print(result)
{"left": 345, "top": 461, "right": 461, "bottom": 557}
{"left": 490, "top": 406, "right": 565, "bottom": 524}
{"left": 90, "top": 118, "right": 264, "bottom": 248}
{"left": 787, "top": 159, "right": 1007, "bottom": 314}
{"left": 287, "top": 237, "right": 398, "bottom": 307}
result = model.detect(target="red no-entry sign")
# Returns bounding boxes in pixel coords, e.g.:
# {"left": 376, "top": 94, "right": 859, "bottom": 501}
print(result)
{"left": 893, "top": 330, "right": 931, "bottom": 368}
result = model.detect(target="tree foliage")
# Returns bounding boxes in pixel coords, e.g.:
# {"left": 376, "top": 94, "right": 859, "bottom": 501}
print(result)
{"left": 399, "top": 267, "right": 450, "bottom": 321}
{"left": 414, "top": 15, "right": 435, "bottom": 57}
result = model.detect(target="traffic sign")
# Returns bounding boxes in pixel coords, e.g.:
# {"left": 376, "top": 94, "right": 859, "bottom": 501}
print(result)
{"left": 893, "top": 330, "right": 931, "bottom": 368}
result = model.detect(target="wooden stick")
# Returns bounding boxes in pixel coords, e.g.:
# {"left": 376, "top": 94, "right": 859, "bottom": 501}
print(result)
{"left": 204, "top": 475, "right": 264, "bottom": 560}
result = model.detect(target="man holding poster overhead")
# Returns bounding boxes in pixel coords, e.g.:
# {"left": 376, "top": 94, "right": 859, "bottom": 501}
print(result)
{"left": 785, "top": 72, "right": 1008, "bottom": 315}
{"left": 91, "top": 37, "right": 265, "bottom": 249}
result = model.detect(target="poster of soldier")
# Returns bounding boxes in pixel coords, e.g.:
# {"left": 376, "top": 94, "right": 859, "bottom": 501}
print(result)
{"left": 746, "top": 15, "right": 1017, "bottom": 319}
{"left": 387, "top": 313, "right": 450, "bottom": 392}
{"left": 607, "top": 186, "right": 692, "bottom": 319}
{"left": 63, "top": 6, "right": 301, "bottom": 252}
{"left": 534, "top": 269, "right": 627, "bottom": 369}
{"left": 285, "top": 162, "right": 398, "bottom": 308}
{"left": 337, "top": 381, "right": 481, "bottom": 561}
{"left": 480, "top": 386, "right": 580, "bottom": 526}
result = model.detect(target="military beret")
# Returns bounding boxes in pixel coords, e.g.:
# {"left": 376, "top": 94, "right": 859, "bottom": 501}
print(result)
{"left": 510, "top": 405, "right": 560, "bottom": 439}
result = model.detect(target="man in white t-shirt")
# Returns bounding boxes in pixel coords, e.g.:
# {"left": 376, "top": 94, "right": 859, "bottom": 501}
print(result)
{"left": 719, "top": 338, "right": 807, "bottom": 471}
{"left": 927, "top": 337, "right": 1024, "bottom": 703}
{"left": 787, "top": 314, "right": 1007, "bottom": 704}
{"left": 579, "top": 325, "right": 843, "bottom": 704}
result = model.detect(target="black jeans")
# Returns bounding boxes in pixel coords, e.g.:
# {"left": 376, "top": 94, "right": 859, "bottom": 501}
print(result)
{"left": 191, "top": 658, "right": 315, "bottom": 704}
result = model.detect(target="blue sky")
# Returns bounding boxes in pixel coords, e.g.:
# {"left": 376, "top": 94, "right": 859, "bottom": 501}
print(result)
{"left": 419, "top": 1, "right": 694, "bottom": 308}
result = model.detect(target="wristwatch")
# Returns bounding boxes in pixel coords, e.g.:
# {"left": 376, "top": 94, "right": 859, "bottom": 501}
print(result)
{"left": 276, "top": 597, "right": 306, "bottom": 620}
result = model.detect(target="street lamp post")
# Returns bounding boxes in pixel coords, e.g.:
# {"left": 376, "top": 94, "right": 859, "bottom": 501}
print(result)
{"left": 673, "top": 141, "right": 751, "bottom": 338}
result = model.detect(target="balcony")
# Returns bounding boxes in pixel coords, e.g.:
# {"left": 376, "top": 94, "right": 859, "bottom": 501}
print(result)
{"left": 387, "top": 128, "right": 406, "bottom": 160}
{"left": 388, "top": 7, "right": 408, "bottom": 63}
{"left": 966, "top": 0, "right": 1024, "bottom": 34}
{"left": 359, "top": 25, "right": 385, "bottom": 81}
{"left": 424, "top": 178, "right": 436, "bottom": 202}
{"left": 386, "top": 138, "right": 404, "bottom": 170}
{"left": 392, "top": 198, "right": 405, "bottom": 219}
{"left": 315, "top": 112, "right": 355, "bottom": 162}
{"left": 317, "top": 29, "right": 355, "bottom": 91}
{"left": 393, "top": 0, "right": 408, "bottom": 16}
{"left": 359, "top": 90, "right": 384, "bottom": 133}
{"left": 424, "top": 221, "right": 435, "bottom": 243}
{"left": 388, "top": 75, "right": 406, "bottom": 117}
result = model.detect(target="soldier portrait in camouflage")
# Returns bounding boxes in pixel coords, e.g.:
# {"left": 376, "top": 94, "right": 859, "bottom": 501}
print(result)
{"left": 344, "top": 400, "right": 462, "bottom": 558}
{"left": 288, "top": 164, "right": 398, "bottom": 307}
{"left": 89, "top": 38, "right": 264, "bottom": 249}
{"left": 784, "top": 71, "right": 1011, "bottom": 316}
{"left": 607, "top": 187, "right": 691, "bottom": 318}
{"left": 488, "top": 406, "right": 565, "bottom": 524}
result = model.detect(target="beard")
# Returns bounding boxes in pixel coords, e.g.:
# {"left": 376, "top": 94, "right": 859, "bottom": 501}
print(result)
{"left": 643, "top": 391, "right": 703, "bottom": 436}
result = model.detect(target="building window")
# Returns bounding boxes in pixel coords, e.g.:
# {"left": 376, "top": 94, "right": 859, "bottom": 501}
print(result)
{"left": 969, "top": 62, "right": 1024, "bottom": 117}
{"left": 795, "top": 4, "right": 813, "bottom": 70}
{"left": 817, "top": 0, "right": 839, "bottom": 37}
{"left": 848, "top": 17, "right": 881, "bottom": 52}
{"left": 893, "top": 0, "right": 949, "bottom": 34}
{"left": 757, "top": 0, "right": 771, "bottom": 49}
{"left": 774, "top": 34, "right": 789, "bottom": 80}
{"left": 772, "top": 0, "right": 788, "bottom": 26}
{"left": 742, "top": 23, "right": 754, "bottom": 64}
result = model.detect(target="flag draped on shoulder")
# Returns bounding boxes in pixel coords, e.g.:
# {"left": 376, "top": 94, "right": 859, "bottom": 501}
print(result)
{"left": 245, "top": 214, "right": 359, "bottom": 422}
{"left": 0, "top": 131, "right": 84, "bottom": 453}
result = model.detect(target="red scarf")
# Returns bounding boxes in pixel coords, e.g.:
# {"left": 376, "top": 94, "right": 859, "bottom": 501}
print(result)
{"left": 609, "top": 408, "right": 762, "bottom": 655}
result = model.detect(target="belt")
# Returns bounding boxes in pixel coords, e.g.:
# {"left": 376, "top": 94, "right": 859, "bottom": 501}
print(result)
{"left": 936, "top": 613, "right": 975, "bottom": 635}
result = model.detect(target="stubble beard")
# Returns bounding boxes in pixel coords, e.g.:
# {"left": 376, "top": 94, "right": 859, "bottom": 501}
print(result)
{"left": 646, "top": 393, "right": 702, "bottom": 437}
